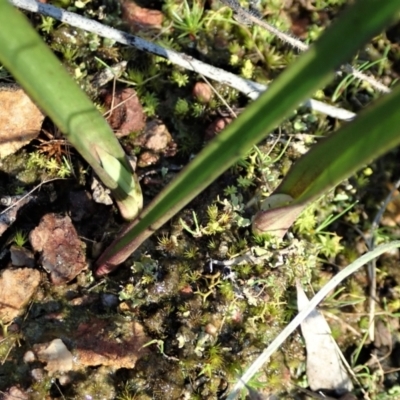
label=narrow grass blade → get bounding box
[0,0,142,219]
[96,0,400,273]
[278,85,400,203]
[253,83,400,237]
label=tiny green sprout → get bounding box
[27,152,47,169]
[57,157,73,178]
[200,344,225,377]
[206,204,219,221]
[184,245,199,259]
[38,16,55,34]
[174,98,190,116]
[13,230,28,248]
[317,233,343,259]
[223,185,237,196]
[240,59,254,79]
[125,68,145,86]
[171,70,189,87]
[204,220,224,235]
[191,102,205,117]
[167,0,206,39]
[45,158,60,171]
[157,234,179,254]
[14,186,25,195]
[208,238,218,250]
[141,92,160,117]
[236,175,254,188]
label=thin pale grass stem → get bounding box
[226,241,400,399]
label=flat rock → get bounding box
[29,214,87,285]
[0,85,44,158]
[103,88,145,137]
[0,268,40,323]
[72,317,149,369]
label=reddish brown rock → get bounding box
[72,317,149,369]
[121,0,163,33]
[104,88,145,137]
[205,116,233,141]
[0,268,40,323]
[29,214,87,285]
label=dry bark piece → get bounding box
[0,84,44,158]
[29,214,88,285]
[72,317,149,369]
[103,88,145,137]
[0,268,41,323]
[121,0,163,33]
[34,338,74,374]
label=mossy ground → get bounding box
[1,0,400,399]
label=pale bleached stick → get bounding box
[10,0,355,121]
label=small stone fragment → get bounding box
[0,268,40,323]
[205,117,233,141]
[103,88,145,137]
[0,386,29,400]
[0,85,44,158]
[10,245,35,267]
[137,150,159,167]
[134,119,177,167]
[192,82,213,104]
[23,350,36,363]
[34,338,74,373]
[134,119,173,152]
[29,214,87,285]
[91,176,113,206]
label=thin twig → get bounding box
[10,0,355,121]
[0,177,65,216]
